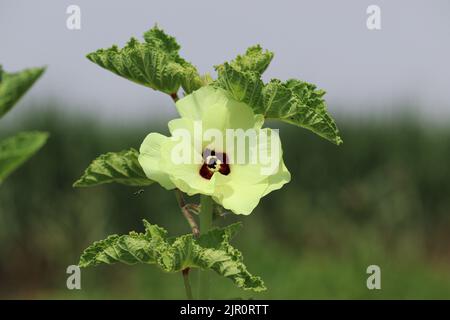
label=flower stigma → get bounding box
[199,149,230,180]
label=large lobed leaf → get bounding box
[73,148,153,187]
[0,131,48,184]
[214,50,342,145]
[79,220,266,292]
[86,25,202,95]
[0,66,45,118]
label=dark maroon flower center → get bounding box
[199,149,230,180]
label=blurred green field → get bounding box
[1,107,449,299]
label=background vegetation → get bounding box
[0,106,449,299]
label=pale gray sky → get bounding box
[1,0,449,123]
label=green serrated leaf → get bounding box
[0,66,45,118]
[261,79,295,117]
[180,66,204,95]
[281,79,342,145]
[261,79,342,145]
[79,220,266,292]
[230,45,274,75]
[215,63,264,109]
[86,25,202,95]
[73,148,153,187]
[0,131,48,184]
[214,61,342,145]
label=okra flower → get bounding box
[139,86,290,215]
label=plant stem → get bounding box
[182,268,193,300]
[199,195,213,299]
[200,195,213,234]
[170,92,179,102]
[175,189,200,237]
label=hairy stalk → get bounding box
[170,92,179,102]
[182,268,194,300]
[175,189,200,237]
[199,195,213,299]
